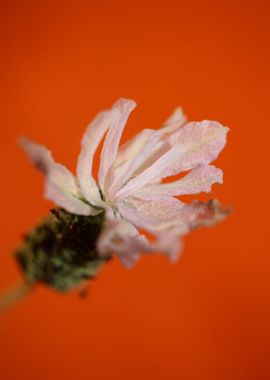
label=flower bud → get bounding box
[15,209,110,292]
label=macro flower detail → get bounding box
[20,98,229,268]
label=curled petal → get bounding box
[98,207,184,265]
[179,199,231,229]
[121,196,230,233]
[117,197,230,261]
[98,98,136,190]
[134,165,223,199]
[97,209,153,267]
[77,107,121,206]
[155,233,183,263]
[117,197,188,261]
[20,138,96,215]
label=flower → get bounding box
[20,98,229,267]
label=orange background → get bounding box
[0,1,270,379]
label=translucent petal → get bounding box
[20,138,96,215]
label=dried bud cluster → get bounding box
[15,209,108,291]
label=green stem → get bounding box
[0,282,33,313]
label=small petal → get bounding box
[77,106,121,206]
[20,138,95,215]
[155,233,183,263]
[162,107,187,132]
[134,165,223,199]
[179,199,231,229]
[98,98,136,190]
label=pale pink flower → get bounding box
[20,98,229,267]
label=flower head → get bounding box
[20,98,229,267]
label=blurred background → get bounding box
[0,1,269,379]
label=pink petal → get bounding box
[107,107,186,197]
[117,198,187,261]
[124,196,230,233]
[117,196,230,262]
[114,142,188,199]
[112,106,185,173]
[134,165,223,199]
[97,209,153,267]
[114,120,228,199]
[155,233,183,263]
[98,207,184,266]
[178,199,231,229]
[117,197,188,233]
[107,129,162,199]
[118,107,187,181]
[108,129,155,175]
[162,107,187,132]
[20,138,96,215]
[165,120,229,175]
[98,98,136,190]
[77,106,121,206]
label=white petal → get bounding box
[134,165,223,199]
[114,121,228,199]
[117,198,187,261]
[112,106,185,174]
[106,107,186,197]
[117,197,188,235]
[107,129,162,199]
[77,106,121,206]
[178,199,231,229]
[98,207,184,266]
[165,120,229,175]
[162,107,187,132]
[117,107,186,181]
[114,142,188,199]
[97,209,153,267]
[20,138,96,215]
[98,98,136,190]
[154,233,183,263]
[109,129,155,176]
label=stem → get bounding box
[0,282,33,313]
